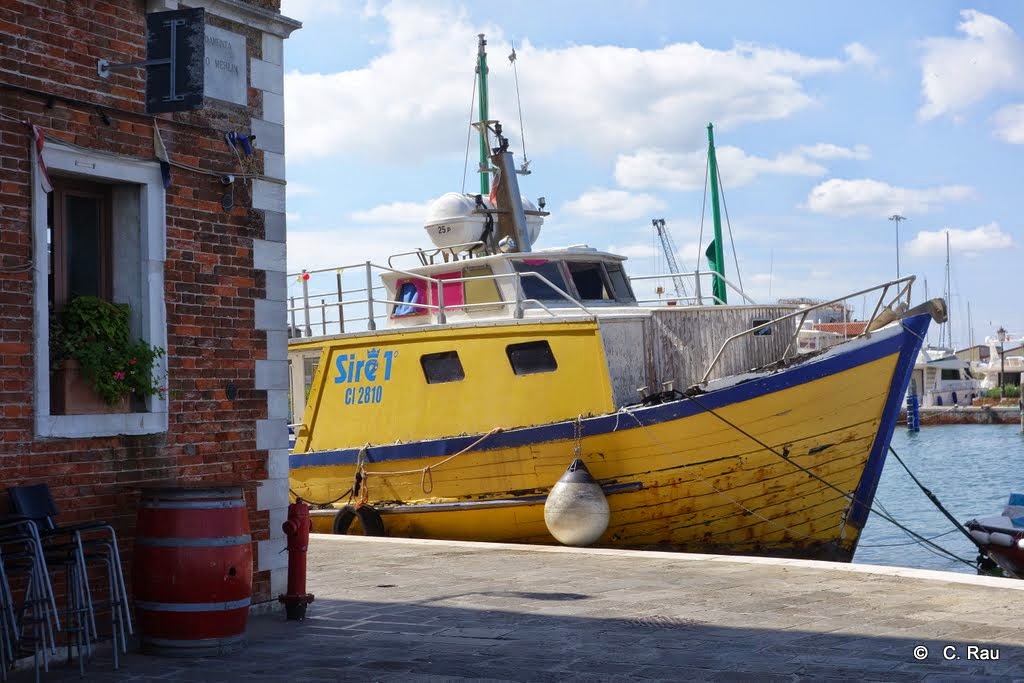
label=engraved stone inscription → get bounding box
[203,25,246,105]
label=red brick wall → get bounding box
[0,0,282,602]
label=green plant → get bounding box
[985,385,1021,399]
[51,296,165,406]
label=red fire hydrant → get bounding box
[278,500,315,620]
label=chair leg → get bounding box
[101,526,132,638]
[72,533,98,644]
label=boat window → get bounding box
[506,340,558,375]
[567,262,612,301]
[392,280,427,317]
[941,369,961,381]
[462,265,503,307]
[511,260,569,301]
[604,263,635,301]
[420,351,465,384]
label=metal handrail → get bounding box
[386,241,487,268]
[699,275,916,385]
[286,262,594,338]
[629,270,757,306]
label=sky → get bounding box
[277,0,1023,350]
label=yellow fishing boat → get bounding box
[287,36,942,561]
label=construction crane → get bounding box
[652,218,688,298]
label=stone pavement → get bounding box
[22,535,1024,681]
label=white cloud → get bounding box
[798,143,871,161]
[805,179,975,217]
[843,42,880,70]
[562,189,667,221]
[993,104,1024,143]
[288,224,420,273]
[615,142,869,191]
[906,223,1014,257]
[919,10,1024,121]
[286,182,317,197]
[279,0,348,21]
[285,2,870,164]
[349,200,433,224]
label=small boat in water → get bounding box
[286,36,943,562]
[966,495,1024,579]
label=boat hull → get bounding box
[291,313,929,561]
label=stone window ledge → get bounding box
[36,412,169,439]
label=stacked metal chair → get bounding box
[0,517,60,681]
[6,484,132,676]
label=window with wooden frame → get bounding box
[48,179,113,311]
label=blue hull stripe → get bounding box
[292,313,932,472]
[846,315,928,530]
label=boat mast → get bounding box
[943,231,951,348]
[707,123,727,305]
[477,34,490,196]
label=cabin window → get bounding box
[392,280,427,317]
[462,265,503,307]
[420,351,465,384]
[604,263,635,301]
[506,340,558,375]
[567,262,612,301]
[940,369,961,381]
[511,260,569,301]
[751,318,773,336]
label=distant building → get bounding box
[778,297,853,325]
[0,0,300,603]
[955,345,991,363]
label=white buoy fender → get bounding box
[543,458,610,547]
[970,529,991,545]
[989,532,1015,547]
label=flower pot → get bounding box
[52,359,130,415]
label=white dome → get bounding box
[520,196,543,248]
[423,192,491,250]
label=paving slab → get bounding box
[18,534,1024,681]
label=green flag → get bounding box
[705,240,726,304]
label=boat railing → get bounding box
[287,261,592,338]
[700,275,917,385]
[386,240,488,269]
[629,270,757,306]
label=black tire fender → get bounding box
[332,504,386,536]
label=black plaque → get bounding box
[145,8,205,114]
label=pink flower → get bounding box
[113,371,126,380]
[129,358,137,365]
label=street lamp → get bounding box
[998,326,1007,400]
[889,214,906,279]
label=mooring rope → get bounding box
[619,408,817,542]
[887,445,990,555]
[682,393,977,568]
[359,427,504,495]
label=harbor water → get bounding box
[855,423,1024,573]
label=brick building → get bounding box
[0,0,299,603]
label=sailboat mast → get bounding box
[477,34,490,196]
[707,123,727,305]
[944,231,952,348]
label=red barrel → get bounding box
[133,486,253,656]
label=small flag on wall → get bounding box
[24,122,52,193]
